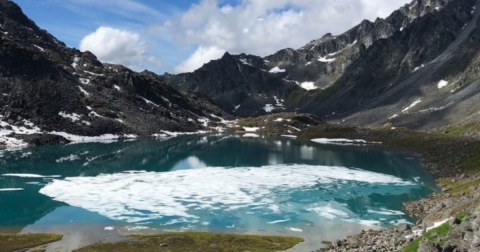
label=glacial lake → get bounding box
[0,135,437,251]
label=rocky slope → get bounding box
[0,0,231,147]
[166,0,480,131]
[165,52,302,117]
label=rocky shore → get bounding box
[298,125,480,252]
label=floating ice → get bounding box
[0,188,24,192]
[3,174,61,178]
[39,164,417,224]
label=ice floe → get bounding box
[0,188,24,192]
[311,138,379,146]
[39,164,416,223]
[243,133,260,138]
[3,174,61,178]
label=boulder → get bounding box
[346,235,362,248]
[418,239,440,252]
[397,223,412,232]
[449,217,461,226]
[441,244,456,252]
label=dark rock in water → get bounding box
[418,239,440,252]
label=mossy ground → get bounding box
[0,233,62,252]
[438,178,480,196]
[298,125,480,175]
[397,222,450,252]
[398,213,469,252]
[74,232,304,252]
[438,123,480,137]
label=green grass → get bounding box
[439,178,480,196]
[398,222,450,252]
[0,233,62,252]
[440,123,480,137]
[398,213,470,252]
[74,232,304,252]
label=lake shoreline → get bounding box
[297,124,480,251]
[1,123,478,252]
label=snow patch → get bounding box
[243,127,260,132]
[72,56,80,69]
[263,104,275,113]
[269,67,286,73]
[84,71,104,77]
[298,82,318,90]
[413,64,425,72]
[59,112,81,122]
[49,132,137,144]
[78,86,90,96]
[139,96,160,108]
[239,58,253,66]
[79,78,91,85]
[33,45,45,52]
[437,80,449,89]
[318,56,336,63]
[401,99,422,113]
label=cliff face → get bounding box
[167,0,480,130]
[0,0,227,142]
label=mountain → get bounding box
[165,52,302,117]
[166,0,480,130]
[0,0,228,145]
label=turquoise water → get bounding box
[0,135,436,251]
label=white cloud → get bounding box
[175,46,226,73]
[160,0,409,73]
[80,26,161,71]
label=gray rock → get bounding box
[465,232,475,242]
[346,236,362,248]
[397,223,412,232]
[473,233,480,248]
[418,239,440,252]
[441,244,456,252]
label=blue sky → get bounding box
[15,0,198,72]
[13,0,409,74]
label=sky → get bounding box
[15,0,410,74]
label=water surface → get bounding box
[0,135,437,251]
